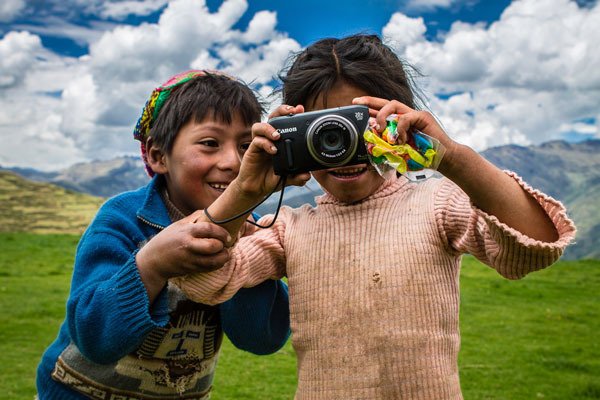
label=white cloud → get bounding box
[383,0,600,150]
[242,10,277,44]
[2,0,599,172]
[89,0,249,82]
[217,36,301,84]
[13,16,113,47]
[0,0,302,171]
[99,0,170,20]
[0,31,44,87]
[560,121,598,135]
[0,0,25,22]
[405,0,461,11]
[0,91,87,170]
[382,13,426,54]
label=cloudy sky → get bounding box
[1,0,598,171]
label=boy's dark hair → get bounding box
[278,34,422,110]
[150,73,264,154]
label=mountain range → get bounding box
[1,139,598,259]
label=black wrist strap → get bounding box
[203,175,287,229]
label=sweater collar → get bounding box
[136,175,172,229]
[316,174,410,206]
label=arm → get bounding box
[67,210,171,364]
[434,175,576,279]
[219,211,290,354]
[220,279,290,355]
[172,213,289,304]
[67,201,231,364]
[354,96,563,242]
[196,108,310,245]
[438,143,560,242]
[135,210,231,303]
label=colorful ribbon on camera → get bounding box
[363,115,438,174]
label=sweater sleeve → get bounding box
[173,211,288,305]
[66,205,171,364]
[434,172,577,279]
[219,279,290,355]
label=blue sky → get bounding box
[0,0,598,171]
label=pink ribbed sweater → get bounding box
[175,173,576,400]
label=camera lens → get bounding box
[320,127,344,152]
[306,114,358,167]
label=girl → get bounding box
[175,36,576,399]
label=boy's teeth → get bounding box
[210,183,229,190]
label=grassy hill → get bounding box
[0,233,598,399]
[0,171,103,234]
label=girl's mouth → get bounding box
[328,165,368,179]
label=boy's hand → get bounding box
[136,210,231,301]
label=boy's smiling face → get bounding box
[158,113,252,215]
[308,82,386,204]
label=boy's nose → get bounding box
[218,147,241,172]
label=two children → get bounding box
[36,71,292,399]
[175,35,577,399]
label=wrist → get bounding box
[136,247,169,283]
[229,177,268,203]
[438,141,468,178]
[204,179,263,227]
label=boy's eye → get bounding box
[199,139,219,148]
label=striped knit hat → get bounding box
[133,69,231,176]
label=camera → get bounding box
[269,105,371,175]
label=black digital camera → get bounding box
[269,105,371,175]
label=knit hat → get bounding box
[133,69,231,176]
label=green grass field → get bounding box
[1,232,598,400]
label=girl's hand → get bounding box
[233,121,283,198]
[352,96,458,167]
[196,104,309,247]
[269,104,305,119]
[234,109,311,199]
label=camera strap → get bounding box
[203,175,287,229]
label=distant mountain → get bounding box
[481,140,600,203]
[2,156,150,198]
[1,140,598,259]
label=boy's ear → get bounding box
[146,137,168,175]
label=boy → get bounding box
[36,70,291,399]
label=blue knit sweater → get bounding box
[36,176,290,399]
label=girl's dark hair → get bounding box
[150,73,264,153]
[278,34,422,110]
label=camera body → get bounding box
[269,105,371,175]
